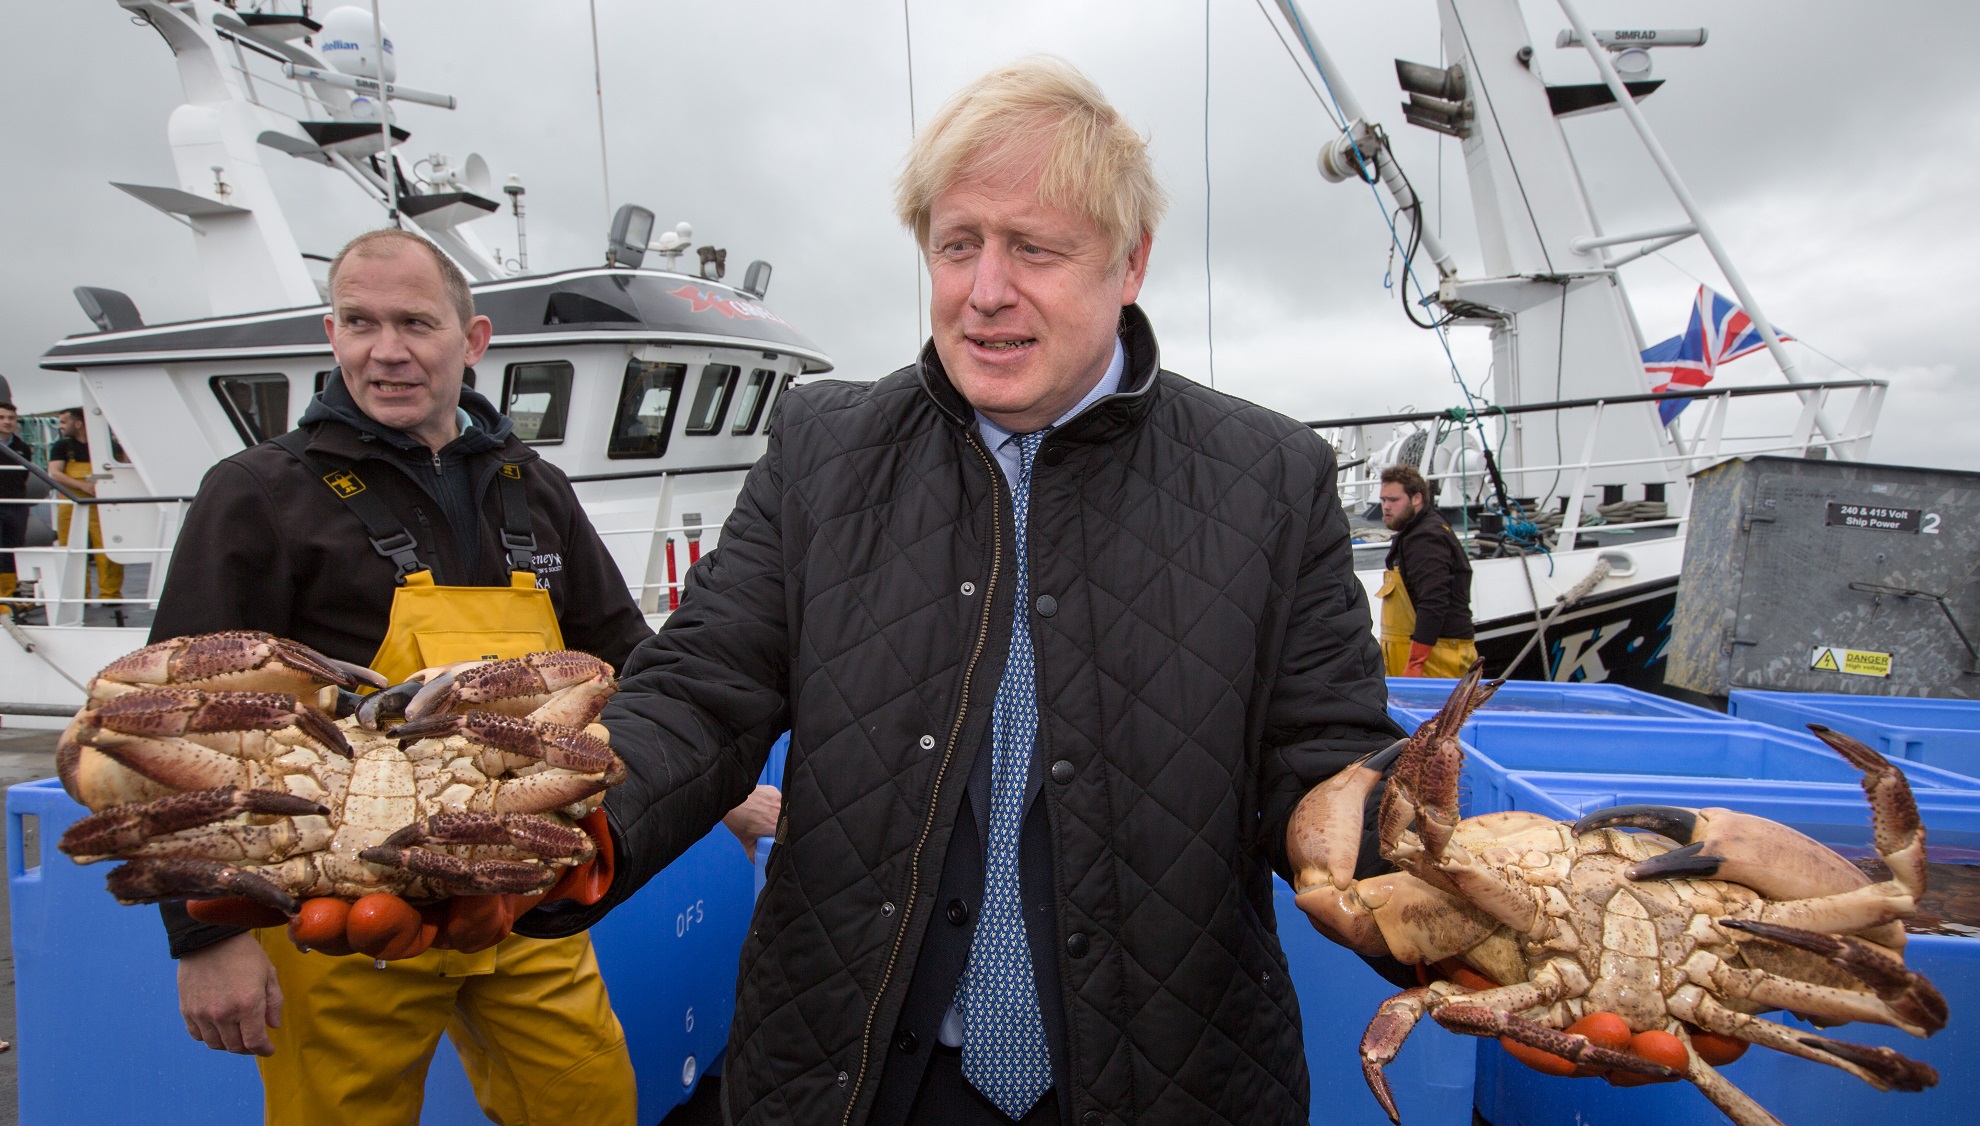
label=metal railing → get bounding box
[1315,379,1887,546]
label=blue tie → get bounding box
[960,430,1053,1119]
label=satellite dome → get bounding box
[318,7,397,83]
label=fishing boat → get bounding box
[4,0,829,723]
[1272,0,1886,692]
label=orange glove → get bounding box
[1403,641,1433,677]
[431,807,617,952]
[188,808,617,960]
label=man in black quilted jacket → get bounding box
[518,56,1403,1125]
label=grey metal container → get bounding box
[1667,455,1980,698]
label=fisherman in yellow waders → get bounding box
[48,405,124,603]
[1376,464,1478,677]
[145,229,778,1125]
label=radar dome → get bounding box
[319,7,397,83]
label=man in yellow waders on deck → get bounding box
[1376,464,1478,677]
[142,228,778,1124]
[48,405,124,603]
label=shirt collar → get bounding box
[974,335,1126,455]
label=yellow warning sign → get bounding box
[1809,646,1892,678]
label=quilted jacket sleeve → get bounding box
[1256,434,1405,884]
[517,429,795,939]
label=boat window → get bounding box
[730,369,778,435]
[762,373,799,437]
[683,364,740,435]
[608,360,686,459]
[502,361,574,443]
[314,370,336,394]
[211,374,291,446]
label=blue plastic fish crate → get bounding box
[1272,877,1474,1126]
[1729,690,1980,781]
[1387,677,1728,721]
[7,777,756,1125]
[1463,769,1980,1126]
[1422,717,1980,821]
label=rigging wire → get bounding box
[1203,0,1216,388]
[904,0,924,347]
[588,0,612,231]
[1258,1,1547,547]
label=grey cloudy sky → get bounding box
[10,0,1978,471]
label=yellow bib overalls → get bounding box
[253,449,636,1126]
[1377,565,1480,678]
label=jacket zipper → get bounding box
[841,433,1005,1123]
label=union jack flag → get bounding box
[1640,285,1791,424]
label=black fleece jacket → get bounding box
[1384,505,1475,645]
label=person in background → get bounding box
[0,402,33,609]
[1376,463,1477,677]
[48,405,123,604]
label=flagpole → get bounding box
[1556,0,1842,453]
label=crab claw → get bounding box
[104,857,299,915]
[91,631,385,700]
[59,787,326,861]
[1575,804,1871,903]
[356,679,429,731]
[403,651,616,726]
[354,845,560,896]
[379,812,594,863]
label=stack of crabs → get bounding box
[1286,665,1950,1126]
[54,632,627,959]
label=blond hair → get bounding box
[327,228,475,327]
[895,56,1167,268]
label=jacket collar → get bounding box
[299,369,533,465]
[916,303,1163,443]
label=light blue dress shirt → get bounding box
[974,337,1126,482]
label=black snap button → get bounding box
[894,1030,919,1055]
[1042,446,1068,467]
[1066,932,1090,958]
[1035,593,1057,617]
[1051,759,1074,785]
[946,898,969,926]
[1082,1112,1102,1126]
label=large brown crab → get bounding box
[54,633,627,915]
[1286,666,1948,1126]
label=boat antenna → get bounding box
[372,0,396,224]
[903,0,923,348]
[589,0,613,232]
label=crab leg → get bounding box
[379,812,594,863]
[1681,1049,1786,1126]
[104,856,300,915]
[1430,1002,1681,1079]
[355,845,559,895]
[1359,988,1430,1124]
[1717,919,1947,1036]
[58,787,326,861]
[393,712,621,775]
[1669,989,1939,1093]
